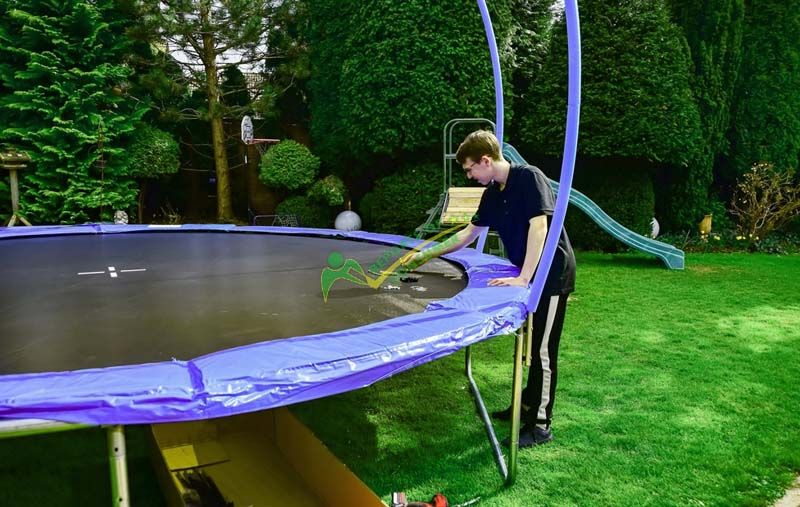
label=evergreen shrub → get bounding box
[519,0,702,166]
[259,140,320,191]
[126,125,180,179]
[566,168,655,252]
[726,0,800,177]
[276,195,331,228]
[308,0,513,169]
[359,163,441,235]
[308,175,346,206]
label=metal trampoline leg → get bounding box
[507,321,527,485]
[107,425,130,507]
[466,345,508,480]
[465,317,529,486]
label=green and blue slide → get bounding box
[503,143,685,270]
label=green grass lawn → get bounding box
[292,252,800,507]
[0,425,164,507]
[0,252,797,506]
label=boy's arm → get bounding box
[402,224,486,269]
[487,215,547,287]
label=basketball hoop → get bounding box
[241,116,280,162]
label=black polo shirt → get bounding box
[471,164,576,295]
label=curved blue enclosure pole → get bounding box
[471,0,581,486]
[477,0,581,313]
[524,1,581,313]
[477,0,504,144]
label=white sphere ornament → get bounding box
[335,210,362,231]
[650,217,660,239]
[114,210,129,225]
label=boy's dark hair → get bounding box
[455,130,502,165]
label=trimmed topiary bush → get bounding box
[259,140,320,192]
[127,125,181,179]
[126,124,180,222]
[276,195,332,228]
[358,163,441,235]
[307,175,346,206]
[566,167,656,252]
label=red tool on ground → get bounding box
[392,492,449,507]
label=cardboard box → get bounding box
[151,408,385,507]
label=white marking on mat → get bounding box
[77,266,145,278]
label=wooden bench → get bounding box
[440,187,485,225]
[440,187,505,256]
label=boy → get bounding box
[402,130,575,447]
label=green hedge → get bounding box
[359,163,442,235]
[566,167,655,252]
[259,140,320,191]
[275,195,332,228]
[518,0,702,166]
[308,0,513,170]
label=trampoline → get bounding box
[0,224,530,424]
[0,0,581,495]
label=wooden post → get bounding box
[1,149,32,226]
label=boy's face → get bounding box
[462,156,493,185]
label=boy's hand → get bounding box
[401,251,429,271]
[488,276,529,287]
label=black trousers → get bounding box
[521,293,569,428]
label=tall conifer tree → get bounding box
[518,0,701,165]
[0,0,147,223]
[139,0,271,222]
[665,0,744,230]
[727,0,800,177]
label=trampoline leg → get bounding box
[507,315,532,485]
[466,345,507,481]
[465,319,528,486]
[107,425,130,507]
[465,313,533,486]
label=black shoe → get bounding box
[491,406,513,421]
[491,405,529,421]
[502,425,554,449]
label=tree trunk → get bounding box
[138,178,147,224]
[201,5,234,222]
[245,143,280,216]
[209,110,233,222]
